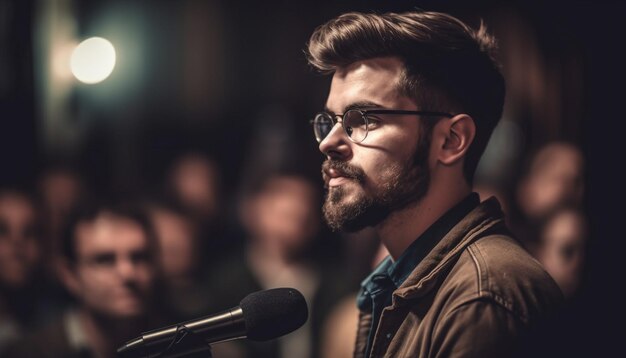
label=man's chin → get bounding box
[327,181,362,202]
[333,218,373,233]
[323,209,383,233]
[109,307,145,320]
[323,195,387,233]
[107,299,146,319]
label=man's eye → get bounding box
[92,254,116,266]
[130,251,151,264]
[365,116,382,128]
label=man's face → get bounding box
[151,208,196,279]
[0,193,41,288]
[538,210,586,297]
[251,176,319,260]
[520,145,584,219]
[319,57,431,232]
[70,213,154,318]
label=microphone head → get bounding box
[240,287,308,341]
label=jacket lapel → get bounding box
[393,197,505,304]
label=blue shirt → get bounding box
[356,193,480,357]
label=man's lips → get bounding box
[328,176,351,187]
[323,167,352,187]
[322,160,365,188]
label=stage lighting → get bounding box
[70,37,116,84]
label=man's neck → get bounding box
[377,178,471,260]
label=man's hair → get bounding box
[61,201,156,265]
[307,11,505,183]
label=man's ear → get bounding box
[437,114,475,165]
[57,258,82,297]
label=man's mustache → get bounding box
[321,160,366,184]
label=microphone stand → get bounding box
[119,325,213,357]
[156,325,213,358]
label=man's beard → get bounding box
[322,149,430,232]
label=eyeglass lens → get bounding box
[313,110,367,143]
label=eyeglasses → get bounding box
[311,109,453,143]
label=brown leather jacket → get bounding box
[354,198,563,357]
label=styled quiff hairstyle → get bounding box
[307,11,505,183]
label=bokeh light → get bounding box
[70,37,116,84]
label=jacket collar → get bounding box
[392,197,506,304]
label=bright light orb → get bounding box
[70,37,116,84]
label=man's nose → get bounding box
[116,258,138,281]
[319,123,351,160]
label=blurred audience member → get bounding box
[165,152,232,262]
[516,142,584,221]
[167,152,221,225]
[320,244,388,358]
[535,207,588,299]
[320,294,358,358]
[37,165,88,309]
[38,165,85,247]
[207,171,349,358]
[0,188,48,351]
[147,199,213,321]
[511,141,585,246]
[2,203,160,358]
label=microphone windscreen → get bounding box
[240,287,309,341]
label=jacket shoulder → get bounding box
[445,234,563,324]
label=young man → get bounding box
[3,203,160,358]
[307,11,562,357]
[0,188,45,351]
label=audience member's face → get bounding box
[151,208,196,280]
[250,177,319,259]
[538,210,586,297]
[519,144,584,219]
[319,57,430,232]
[68,213,154,318]
[40,170,82,215]
[169,154,219,219]
[0,192,41,289]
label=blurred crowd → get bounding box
[0,140,588,358]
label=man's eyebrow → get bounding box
[323,101,384,114]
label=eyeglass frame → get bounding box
[311,109,454,143]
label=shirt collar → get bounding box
[387,192,480,286]
[64,308,91,352]
[361,192,480,291]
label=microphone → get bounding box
[117,287,308,357]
